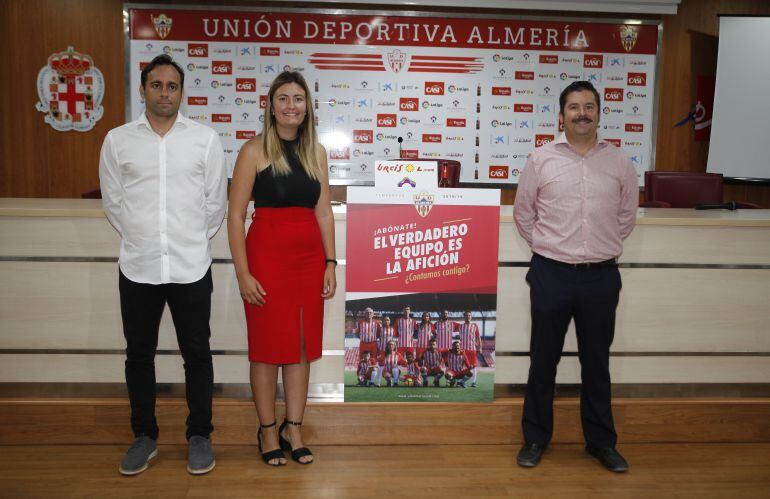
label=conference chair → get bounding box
[641,171,761,208]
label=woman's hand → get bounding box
[237,271,266,306]
[322,264,337,299]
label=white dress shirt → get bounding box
[99,112,227,284]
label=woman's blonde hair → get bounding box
[261,71,322,179]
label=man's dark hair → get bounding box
[141,54,185,88]
[559,81,601,114]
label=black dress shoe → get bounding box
[516,443,547,467]
[586,446,629,472]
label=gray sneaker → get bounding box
[187,435,216,475]
[119,436,158,476]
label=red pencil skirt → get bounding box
[244,207,325,364]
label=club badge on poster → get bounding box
[345,162,499,402]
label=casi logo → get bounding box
[212,61,232,75]
[188,44,208,57]
[625,123,644,132]
[515,71,535,80]
[188,96,208,105]
[236,78,256,92]
[539,54,558,64]
[400,150,419,159]
[514,104,533,113]
[399,98,419,111]
[422,134,442,143]
[212,114,231,123]
[606,138,621,147]
[446,118,466,127]
[259,95,267,109]
[260,47,280,56]
[424,82,444,95]
[627,72,647,86]
[604,88,624,102]
[489,165,508,179]
[492,87,512,96]
[236,130,256,140]
[535,134,554,147]
[377,114,397,127]
[583,54,603,68]
[353,130,373,143]
[329,148,350,160]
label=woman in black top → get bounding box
[228,71,336,466]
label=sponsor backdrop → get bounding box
[344,165,499,401]
[128,8,658,184]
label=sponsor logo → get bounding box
[260,47,280,56]
[377,114,397,127]
[604,88,624,102]
[584,54,603,68]
[537,121,556,128]
[583,72,602,83]
[188,96,208,105]
[211,113,231,123]
[624,140,643,146]
[489,165,509,179]
[606,75,625,82]
[492,104,512,111]
[539,104,553,113]
[540,54,558,64]
[188,43,208,57]
[535,134,554,147]
[329,147,350,160]
[561,56,581,64]
[625,123,644,132]
[446,118,466,127]
[492,86,512,96]
[355,117,374,123]
[444,135,463,142]
[237,65,256,71]
[259,95,267,109]
[516,89,534,95]
[235,78,256,92]
[376,101,396,107]
[400,150,419,159]
[518,119,531,129]
[537,73,557,79]
[515,71,535,80]
[627,72,647,86]
[491,153,509,159]
[424,82,444,95]
[330,83,350,89]
[236,130,256,140]
[628,58,648,66]
[609,57,624,67]
[211,61,232,74]
[491,135,509,145]
[422,133,441,143]
[447,85,468,93]
[353,130,373,143]
[399,98,419,111]
[514,103,533,113]
[602,124,621,131]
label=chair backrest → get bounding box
[644,171,723,208]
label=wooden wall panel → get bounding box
[2,0,769,203]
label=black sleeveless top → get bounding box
[252,138,321,208]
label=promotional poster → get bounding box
[344,162,500,402]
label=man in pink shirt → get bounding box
[513,81,637,473]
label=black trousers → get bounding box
[522,254,621,448]
[119,268,214,441]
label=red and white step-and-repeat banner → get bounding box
[128,8,658,184]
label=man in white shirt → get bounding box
[99,54,227,476]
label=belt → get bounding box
[533,253,617,270]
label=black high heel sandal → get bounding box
[279,419,314,464]
[258,421,286,466]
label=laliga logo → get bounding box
[492,54,501,62]
[491,120,500,128]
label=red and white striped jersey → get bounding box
[405,360,421,377]
[377,326,396,352]
[459,322,481,351]
[416,322,434,348]
[422,349,443,369]
[446,351,469,372]
[435,320,457,350]
[380,351,403,371]
[357,359,375,377]
[357,319,379,343]
[396,317,416,348]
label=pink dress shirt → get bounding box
[514,134,638,264]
